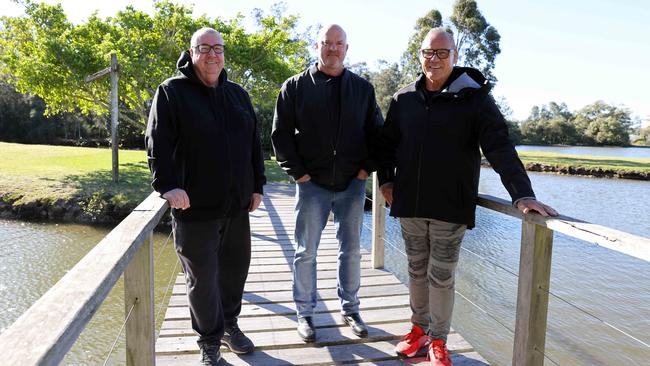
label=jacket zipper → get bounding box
[414,104,428,216]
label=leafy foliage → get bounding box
[0,0,310,151]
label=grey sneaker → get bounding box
[199,343,222,365]
[222,324,255,354]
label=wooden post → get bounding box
[110,53,119,183]
[124,232,155,366]
[371,172,385,269]
[512,220,554,366]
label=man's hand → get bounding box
[379,182,394,207]
[296,174,311,183]
[356,169,369,180]
[162,188,190,210]
[516,198,558,217]
[249,193,263,212]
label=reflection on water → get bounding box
[361,168,650,366]
[0,220,177,365]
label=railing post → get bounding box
[371,172,385,269]
[512,220,554,366]
[124,232,155,366]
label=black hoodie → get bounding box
[146,50,266,221]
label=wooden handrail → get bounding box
[0,192,168,366]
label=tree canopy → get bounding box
[400,0,500,83]
[0,0,310,137]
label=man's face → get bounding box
[419,32,457,87]
[190,31,224,87]
[316,27,348,73]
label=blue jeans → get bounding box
[293,178,366,318]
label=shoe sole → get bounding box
[395,341,431,358]
[298,332,316,343]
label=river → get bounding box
[1,163,649,365]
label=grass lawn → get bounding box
[516,151,650,172]
[1,142,647,221]
[0,142,287,210]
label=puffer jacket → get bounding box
[377,67,534,228]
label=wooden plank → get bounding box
[512,222,553,366]
[156,326,470,354]
[159,306,414,336]
[0,192,167,366]
[372,172,386,268]
[163,294,411,319]
[168,283,408,306]
[156,337,474,365]
[123,233,155,366]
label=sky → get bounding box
[1,0,649,123]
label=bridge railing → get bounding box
[370,172,650,366]
[0,192,168,366]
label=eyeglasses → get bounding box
[420,48,453,59]
[194,44,225,54]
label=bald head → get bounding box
[315,24,348,76]
[318,24,347,43]
[421,28,455,50]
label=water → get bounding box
[0,220,177,365]
[516,145,650,159]
[361,168,650,365]
[2,169,649,365]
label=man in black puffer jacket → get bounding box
[146,27,265,365]
[377,28,557,366]
[271,24,383,343]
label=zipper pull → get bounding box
[333,149,337,156]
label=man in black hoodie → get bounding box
[377,28,557,366]
[271,24,383,342]
[146,27,266,365]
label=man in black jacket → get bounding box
[271,24,383,342]
[377,28,557,366]
[146,27,266,365]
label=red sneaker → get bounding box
[427,338,452,366]
[394,324,431,357]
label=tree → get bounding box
[574,101,632,146]
[400,0,500,82]
[520,102,578,145]
[0,0,310,151]
[369,61,402,117]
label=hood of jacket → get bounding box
[415,66,491,97]
[176,50,228,87]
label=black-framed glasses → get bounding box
[194,44,225,54]
[421,48,453,59]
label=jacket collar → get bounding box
[309,63,348,84]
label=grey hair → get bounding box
[421,27,455,49]
[190,27,220,47]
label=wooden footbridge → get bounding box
[154,183,487,365]
[1,177,648,365]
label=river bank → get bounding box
[1,142,648,223]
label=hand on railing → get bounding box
[162,188,190,210]
[379,182,393,206]
[516,198,558,217]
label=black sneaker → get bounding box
[342,313,368,337]
[297,316,316,342]
[199,343,222,365]
[222,324,255,354]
